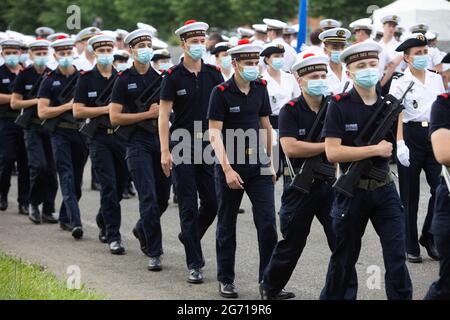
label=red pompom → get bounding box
[36,37,45,40]
[303,53,315,59]
[56,35,68,40]
[238,39,250,46]
[184,20,198,25]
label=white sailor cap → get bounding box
[252,24,267,34]
[137,23,157,36]
[283,26,297,35]
[349,18,373,31]
[35,27,55,37]
[151,49,171,62]
[292,52,329,76]
[124,29,153,47]
[425,31,438,41]
[237,27,255,38]
[175,20,209,40]
[319,28,351,43]
[340,41,382,65]
[0,38,23,49]
[222,35,230,42]
[152,37,169,50]
[115,29,129,39]
[211,42,232,55]
[75,27,100,42]
[409,23,429,34]
[28,39,51,50]
[319,19,342,30]
[50,38,75,51]
[380,14,401,25]
[87,34,115,50]
[227,39,262,60]
[263,18,287,30]
[47,33,70,42]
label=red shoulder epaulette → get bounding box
[256,79,267,86]
[334,92,350,102]
[167,65,178,75]
[218,83,229,92]
[287,99,297,107]
[439,93,449,100]
[117,71,123,76]
[47,70,53,76]
[80,70,91,76]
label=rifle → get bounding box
[79,73,118,138]
[333,81,415,198]
[442,166,450,197]
[14,72,46,129]
[41,72,79,133]
[289,81,351,194]
[288,95,335,194]
[114,73,163,141]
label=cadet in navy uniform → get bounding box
[208,40,277,298]
[426,53,450,299]
[159,20,224,283]
[0,38,30,215]
[390,34,445,263]
[110,29,171,270]
[74,34,128,254]
[37,38,88,240]
[260,52,357,300]
[11,39,58,224]
[320,42,412,300]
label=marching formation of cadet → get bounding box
[0,12,449,300]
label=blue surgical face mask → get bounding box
[158,62,172,71]
[352,68,379,89]
[330,51,341,64]
[187,44,206,61]
[115,63,129,72]
[34,55,49,67]
[239,65,259,82]
[220,56,232,70]
[5,54,20,67]
[57,56,73,68]
[271,57,284,71]
[136,47,154,64]
[97,54,114,66]
[305,79,329,96]
[411,55,429,70]
[19,53,29,64]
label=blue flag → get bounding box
[296,0,308,53]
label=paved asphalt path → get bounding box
[0,162,439,300]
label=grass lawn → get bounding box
[0,251,102,300]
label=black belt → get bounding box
[57,122,80,130]
[404,121,429,128]
[0,112,20,119]
[96,127,115,135]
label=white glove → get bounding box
[397,140,410,167]
[271,128,278,147]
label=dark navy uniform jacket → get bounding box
[322,87,393,174]
[430,93,450,235]
[13,65,51,98]
[160,60,224,134]
[38,67,80,107]
[279,95,329,169]
[0,64,18,113]
[207,76,272,166]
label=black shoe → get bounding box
[98,229,107,243]
[42,212,58,224]
[419,235,439,261]
[259,284,296,300]
[59,221,72,231]
[148,256,162,271]
[238,208,245,214]
[72,226,83,240]
[219,282,238,298]
[28,205,41,224]
[407,253,423,263]
[18,204,29,215]
[178,232,184,245]
[188,269,204,284]
[109,241,125,255]
[0,195,7,211]
[91,182,101,191]
[132,226,148,256]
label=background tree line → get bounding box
[0,0,392,39]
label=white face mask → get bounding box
[115,63,129,72]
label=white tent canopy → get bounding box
[373,0,450,41]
